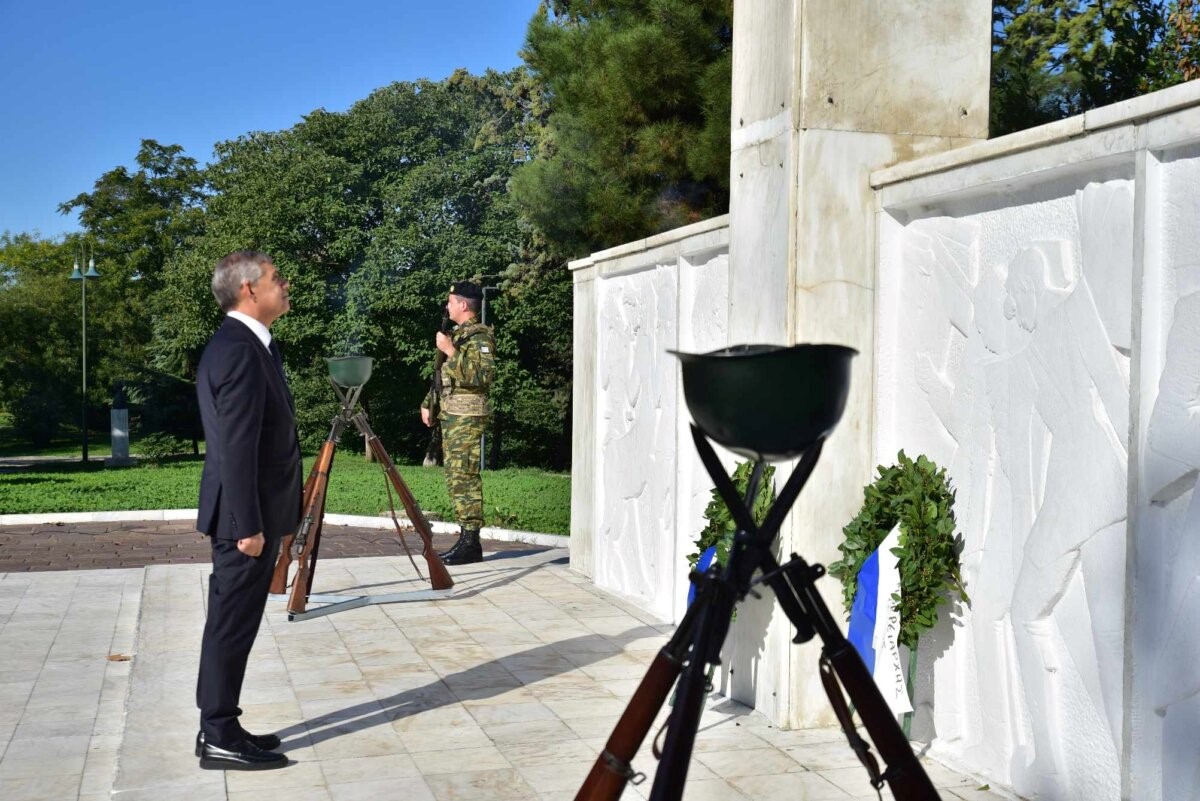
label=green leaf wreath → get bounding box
[828,451,968,649]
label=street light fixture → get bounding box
[69,246,100,462]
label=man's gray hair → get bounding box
[212,251,273,312]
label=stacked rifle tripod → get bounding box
[575,344,940,801]
[269,355,454,622]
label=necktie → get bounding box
[268,339,284,376]
[268,340,294,411]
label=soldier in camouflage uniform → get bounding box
[420,281,495,565]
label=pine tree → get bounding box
[512,0,733,256]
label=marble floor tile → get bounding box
[516,759,595,794]
[111,782,226,801]
[0,772,83,801]
[817,766,895,798]
[229,786,334,801]
[319,752,421,784]
[396,724,494,754]
[388,703,478,733]
[0,734,90,778]
[481,717,577,745]
[463,700,556,727]
[423,767,536,801]
[943,785,1010,800]
[693,746,808,778]
[727,771,853,800]
[495,737,597,768]
[784,740,873,771]
[411,745,512,775]
[310,723,407,760]
[540,695,628,720]
[225,759,326,791]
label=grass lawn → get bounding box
[0,452,571,536]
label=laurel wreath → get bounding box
[828,451,969,649]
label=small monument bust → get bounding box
[105,382,136,468]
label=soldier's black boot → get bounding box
[443,528,482,565]
[438,530,467,560]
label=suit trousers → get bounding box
[196,532,282,746]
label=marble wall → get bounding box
[569,219,731,622]
[571,80,1200,801]
[877,183,1131,800]
[875,83,1200,800]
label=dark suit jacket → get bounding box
[196,317,302,540]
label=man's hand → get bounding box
[421,407,432,427]
[435,331,456,358]
[237,532,266,557]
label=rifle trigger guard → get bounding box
[600,750,644,784]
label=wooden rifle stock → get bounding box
[285,441,337,614]
[574,649,682,801]
[363,430,454,591]
[270,459,322,594]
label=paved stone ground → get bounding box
[0,551,1007,801]
[0,521,539,574]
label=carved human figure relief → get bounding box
[975,233,1127,798]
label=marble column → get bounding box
[724,0,991,728]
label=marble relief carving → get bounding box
[898,181,1132,798]
[595,268,679,618]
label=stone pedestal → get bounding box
[105,408,135,468]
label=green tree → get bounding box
[152,69,570,466]
[990,1,1192,136]
[59,139,207,292]
[1161,0,1200,81]
[512,0,733,255]
[52,140,209,442]
[0,235,80,444]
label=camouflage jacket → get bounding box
[422,321,495,416]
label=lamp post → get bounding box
[69,247,100,462]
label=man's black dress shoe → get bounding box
[198,737,287,771]
[195,729,282,757]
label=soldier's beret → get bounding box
[449,281,483,300]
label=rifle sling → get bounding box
[382,470,425,580]
[819,654,886,794]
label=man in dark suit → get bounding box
[194,251,301,771]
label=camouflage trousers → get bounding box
[440,412,488,530]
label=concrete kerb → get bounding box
[0,509,569,549]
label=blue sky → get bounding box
[0,0,539,240]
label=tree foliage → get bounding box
[991,0,1199,136]
[149,69,571,466]
[0,235,80,444]
[49,140,210,442]
[2,69,572,469]
[512,0,733,255]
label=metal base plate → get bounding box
[269,589,455,622]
